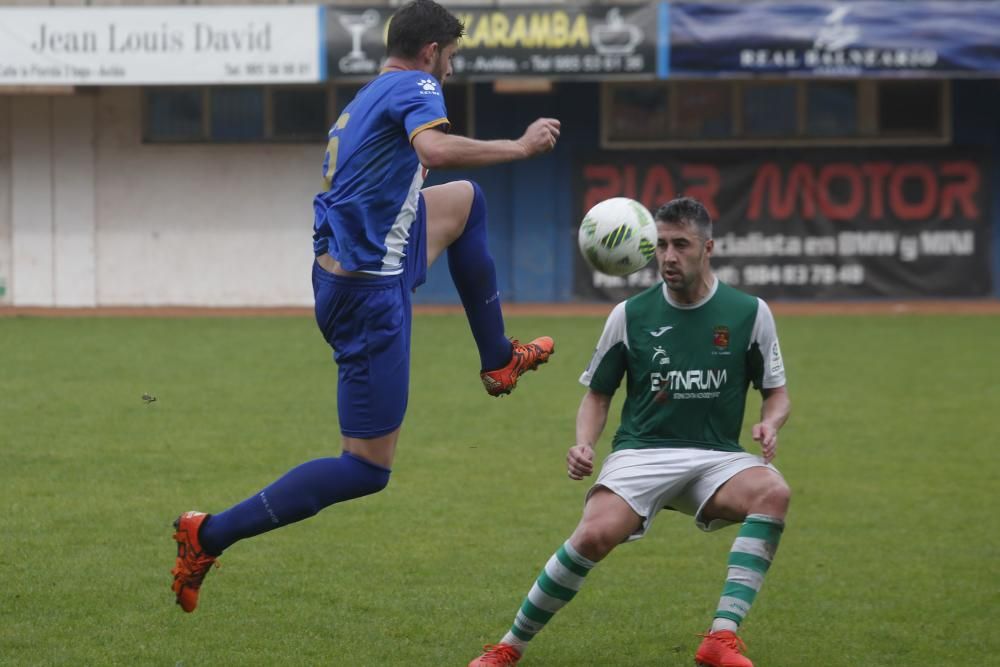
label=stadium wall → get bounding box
[0,83,582,308]
[0,98,9,304]
[0,89,319,307]
[0,79,997,307]
[418,82,595,305]
[951,79,1000,299]
[91,88,317,307]
[418,78,1000,303]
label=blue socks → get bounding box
[199,452,391,556]
[446,181,513,372]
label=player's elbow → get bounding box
[417,145,452,170]
[764,386,791,413]
[413,131,455,170]
[779,392,792,421]
[587,389,613,410]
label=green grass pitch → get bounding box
[2,312,998,665]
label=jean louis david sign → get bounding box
[0,6,322,85]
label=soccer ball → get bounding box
[578,197,657,276]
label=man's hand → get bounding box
[752,422,779,464]
[567,443,594,480]
[517,118,561,157]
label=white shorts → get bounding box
[587,447,783,538]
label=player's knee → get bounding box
[467,179,484,204]
[361,466,391,497]
[464,180,486,229]
[435,180,477,245]
[341,452,392,497]
[756,478,791,516]
[571,523,619,561]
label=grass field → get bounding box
[2,312,998,666]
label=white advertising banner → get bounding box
[0,6,324,85]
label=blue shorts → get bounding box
[313,196,428,438]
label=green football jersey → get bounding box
[580,278,786,453]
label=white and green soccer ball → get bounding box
[578,197,657,277]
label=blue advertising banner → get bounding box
[669,1,1000,77]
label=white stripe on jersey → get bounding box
[750,298,786,389]
[579,300,628,387]
[379,165,426,275]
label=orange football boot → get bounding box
[695,630,753,667]
[480,337,554,396]
[468,644,522,666]
[171,511,218,613]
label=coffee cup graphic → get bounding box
[592,8,642,55]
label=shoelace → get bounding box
[479,644,520,665]
[510,340,543,370]
[174,554,219,587]
[699,632,747,654]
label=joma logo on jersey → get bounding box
[650,369,728,392]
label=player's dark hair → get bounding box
[655,197,713,240]
[387,0,465,59]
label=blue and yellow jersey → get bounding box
[312,70,450,275]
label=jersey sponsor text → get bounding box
[650,368,727,393]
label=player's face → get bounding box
[430,41,459,83]
[655,220,713,293]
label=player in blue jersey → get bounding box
[171,0,560,614]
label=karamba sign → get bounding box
[326,4,659,78]
[453,10,591,49]
[576,151,991,300]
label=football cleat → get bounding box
[695,630,753,667]
[171,511,218,613]
[468,643,522,666]
[480,336,554,397]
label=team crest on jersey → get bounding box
[713,325,730,350]
[417,79,440,95]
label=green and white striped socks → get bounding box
[500,540,595,652]
[494,516,782,652]
[711,513,784,633]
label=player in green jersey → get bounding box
[469,197,791,667]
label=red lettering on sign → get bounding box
[748,160,980,222]
[889,164,936,220]
[622,165,638,201]
[817,163,863,220]
[583,165,621,212]
[640,166,675,212]
[583,164,721,219]
[681,165,720,220]
[860,162,892,219]
[748,163,816,220]
[585,159,981,223]
[939,161,979,219]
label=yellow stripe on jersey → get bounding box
[409,118,450,143]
